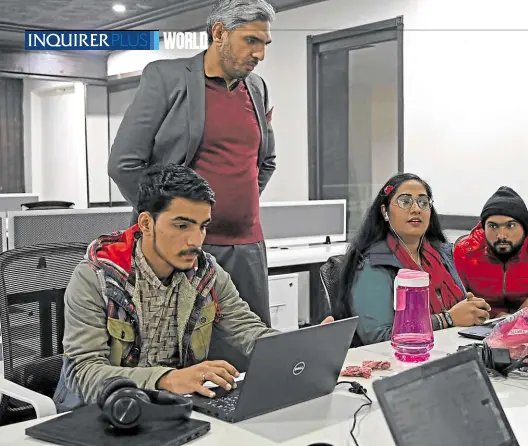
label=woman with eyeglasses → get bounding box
[334,173,491,346]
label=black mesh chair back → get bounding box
[320,254,346,311]
[0,243,87,425]
[320,254,364,347]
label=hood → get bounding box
[464,221,486,247]
[87,225,140,274]
[454,222,487,256]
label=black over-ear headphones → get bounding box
[97,376,193,430]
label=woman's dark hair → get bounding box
[333,173,447,319]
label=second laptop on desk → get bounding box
[188,316,358,423]
[458,316,507,341]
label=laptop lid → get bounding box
[458,325,494,340]
[229,316,358,421]
[458,316,507,340]
[25,403,211,446]
[373,348,518,446]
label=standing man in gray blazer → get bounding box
[108,0,276,334]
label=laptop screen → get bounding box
[380,359,515,446]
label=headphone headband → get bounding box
[98,377,192,430]
[142,388,193,414]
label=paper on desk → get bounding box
[204,372,246,388]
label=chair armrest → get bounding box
[0,377,57,418]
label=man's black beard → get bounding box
[488,238,525,263]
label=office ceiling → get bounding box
[0,0,184,29]
[0,0,327,50]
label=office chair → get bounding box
[319,255,346,312]
[0,242,87,425]
[320,254,363,347]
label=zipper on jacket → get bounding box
[502,263,507,295]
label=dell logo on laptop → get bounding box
[293,362,306,375]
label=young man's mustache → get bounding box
[178,248,202,256]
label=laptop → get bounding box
[458,316,507,340]
[25,403,211,446]
[373,347,519,446]
[189,316,358,423]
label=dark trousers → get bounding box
[204,240,271,371]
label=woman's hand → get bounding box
[448,292,491,326]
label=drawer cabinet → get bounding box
[268,273,298,332]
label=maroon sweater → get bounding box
[191,77,263,245]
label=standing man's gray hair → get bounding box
[206,0,276,45]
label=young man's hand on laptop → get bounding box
[157,360,240,398]
[157,318,333,398]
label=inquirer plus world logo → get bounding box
[24,30,208,51]
[162,31,208,50]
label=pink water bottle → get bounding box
[391,269,434,362]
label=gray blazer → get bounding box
[108,51,276,209]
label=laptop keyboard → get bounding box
[204,387,241,413]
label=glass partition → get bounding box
[16,77,88,207]
[0,72,143,210]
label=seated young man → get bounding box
[54,164,332,411]
[454,186,528,318]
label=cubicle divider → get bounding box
[0,212,6,252]
[7,208,133,249]
[5,200,347,250]
[260,200,347,326]
[2,201,346,331]
[261,200,346,247]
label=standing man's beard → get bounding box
[488,238,525,263]
[220,42,258,80]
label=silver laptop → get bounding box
[373,348,518,446]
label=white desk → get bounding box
[266,243,347,269]
[2,327,527,445]
[346,328,528,445]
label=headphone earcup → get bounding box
[103,388,149,430]
[97,376,138,408]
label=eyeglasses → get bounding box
[394,194,433,211]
